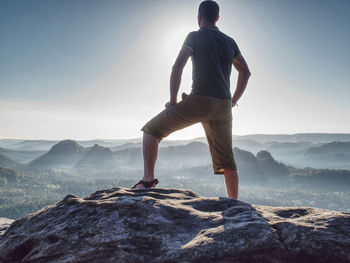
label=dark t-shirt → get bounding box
[182,26,241,99]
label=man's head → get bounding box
[198,0,219,28]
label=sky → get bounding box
[0,0,349,140]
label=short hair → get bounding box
[198,0,219,23]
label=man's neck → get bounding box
[199,22,217,29]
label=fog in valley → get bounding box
[1,133,350,219]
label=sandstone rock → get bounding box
[0,218,13,239]
[0,187,349,263]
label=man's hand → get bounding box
[232,100,238,108]
[165,92,189,108]
[165,101,177,108]
[181,92,189,100]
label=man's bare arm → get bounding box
[166,46,192,107]
[232,54,251,107]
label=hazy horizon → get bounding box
[1,0,349,140]
[2,132,350,142]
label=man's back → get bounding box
[135,0,250,200]
[183,26,241,99]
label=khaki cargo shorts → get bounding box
[140,93,237,174]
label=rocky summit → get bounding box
[0,218,13,239]
[0,187,349,263]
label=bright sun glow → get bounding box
[2,0,349,140]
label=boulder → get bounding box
[0,218,14,239]
[0,187,349,263]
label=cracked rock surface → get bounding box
[0,187,349,263]
[0,218,13,239]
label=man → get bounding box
[131,0,251,199]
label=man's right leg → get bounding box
[137,94,216,189]
[135,132,160,189]
[224,168,239,199]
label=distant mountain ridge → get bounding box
[28,140,87,169]
[306,141,350,155]
[76,144,113,168]
[0,147,44,164]
[2,133,350,151]
[0,153,21,170]
[256,150,289,176]
[233,148,289,185]
[234,133,350,143]
[1,135,349,174]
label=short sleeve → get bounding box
[182,32,195,52]
[232,39,241,58]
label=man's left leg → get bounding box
[203,120,239,199]
[224,168,239,199]
[201,98,239,199]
